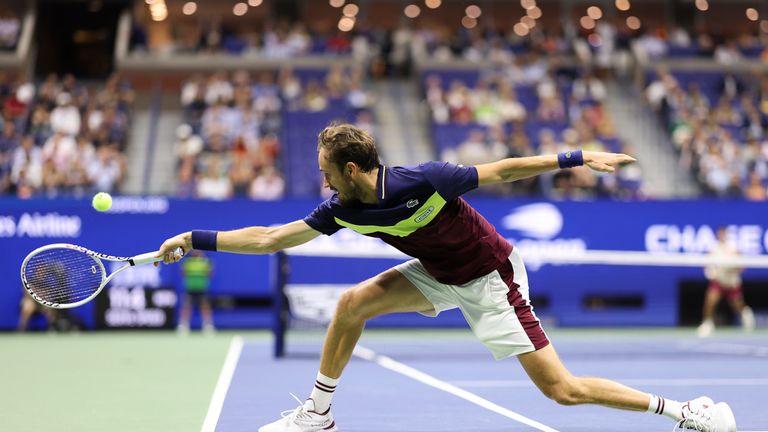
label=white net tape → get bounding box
[282,244,768,327]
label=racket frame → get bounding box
[20,243,167,309]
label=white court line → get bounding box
[680,342,768,357]
[201,336,244,432]
[450,378,768,388]
[353,345,559,432]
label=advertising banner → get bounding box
[3,197,767,329]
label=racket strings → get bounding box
[23,249,104,305]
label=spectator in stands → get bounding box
[197,155,231,200]
[263,23,309,58]
[537,93,566,123]
[176,157,197,199]
[446,81,473,124]
[714,41,743,66]
[695,33,716,57]
[485,125,511,161]
[712,96,742,126]
[279,67,302,106]
[687,83,710,120]
[744,172,767,201]
[42,131,77,175]
[4,80,32,121]
[175,124,204,162]
[201,99,235,143]
[63,153,90,197]
[181,74,205,108]
[205,71,234,106]
[717,72,746,100]
[354,110,377,138]
[50,93,81,136]
[0,120,19,166]
[425,74,449,123]
[497,84,527,124]
[60,135,96,197]
[741,105,767,140]
[572,71,606,103]
[645,67,678,111]
[10,135,42,197]
[636,30,667,62]
[230,157,255,197]
[87,145,124,194]
[473,89,500,127]
[455,129,493,166]
[700,148,733,196]
[39,158,57,197]
[249,165,285,200]
[347,77,372,110]
[303,80,329,112]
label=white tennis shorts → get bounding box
[394,247,549,360]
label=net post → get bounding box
[272,251,289,358]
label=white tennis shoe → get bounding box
[696,320,714,338]
[673,396,737,432]
[741,306,755,332]
[258,395,338,432]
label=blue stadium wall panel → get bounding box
[2,197,768,330]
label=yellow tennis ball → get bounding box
[92,192,112,212]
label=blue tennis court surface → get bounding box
[216,329,768,432]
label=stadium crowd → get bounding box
[647,68,768,200]
[0,73,133,198]
[175,66,374,200]
[424,61,643,199]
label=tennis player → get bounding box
[697,226,755,338]
[156,124,736,432]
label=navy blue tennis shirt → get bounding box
[304,162,513,285]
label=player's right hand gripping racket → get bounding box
[20,243,183,309]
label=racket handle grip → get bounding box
[132,247,184,265]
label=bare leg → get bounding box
[178,295,192,329]
[698,287,721,337]
[701,287,721,323]
[518,344,650,410]
[17,298,36,331]
[727,296,745,314]
[200,297,215,329]
[319,268,434,378]
[729,295,755,331]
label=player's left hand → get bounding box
[583,151,636,173]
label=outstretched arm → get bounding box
[475,151,636,186]
[155,220,321,265]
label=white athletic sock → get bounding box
[309,372,339,414]
[647,394,682,421]
[742,306,755,331]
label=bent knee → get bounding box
[335,289,363,321]
[335,284,385,323]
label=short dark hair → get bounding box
[317,123,379,173]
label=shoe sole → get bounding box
[714,402,737,432]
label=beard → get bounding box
[335,180,363,205]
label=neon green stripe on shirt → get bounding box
[333,191,447,237]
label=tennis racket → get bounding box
[20,243,184,309]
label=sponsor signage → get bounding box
[2,197,767,328]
